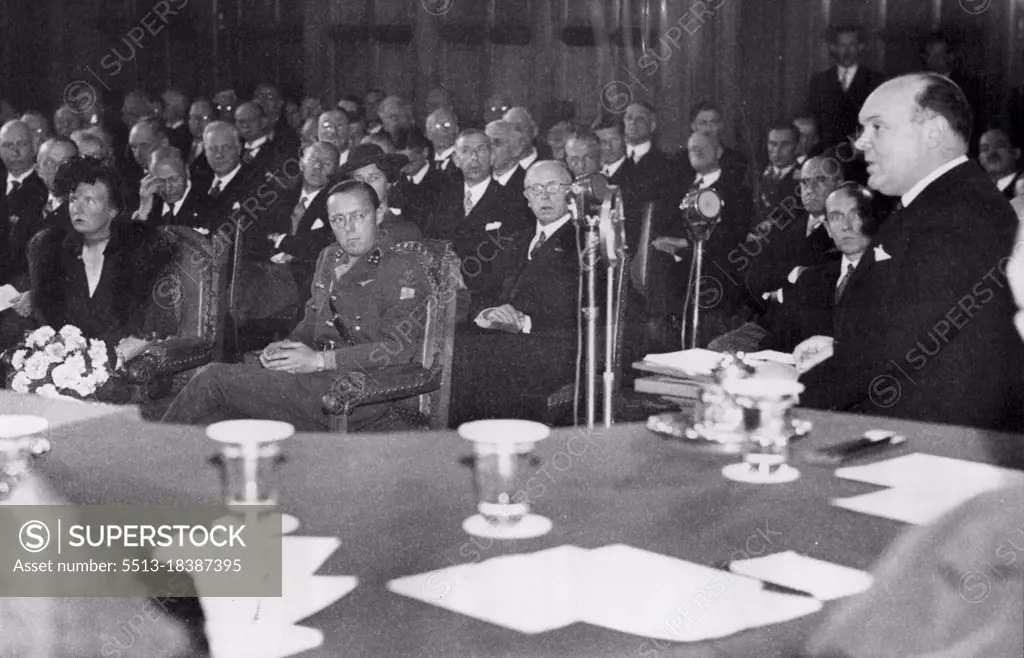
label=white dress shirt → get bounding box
[806,213,826,237]
[46,193,61,213]
[900,155,969,208]
[409,161,430,185]
[210,164,242,194]
[338,149,350,166]
[493,165,519,186]
[435,146,455,170]
[165,180,193,217]
[837,255,861,288]
[245,135,268,157]
[518,149,538,171]
[627,140,652,163]
[527,213,572,261]
[463,178,491,213]
[603,156,627,178]
[6,169,32,195]
[168,120,184,130]
[838,64,859,91]
[693,168,721,189]
[997,172,1018,193]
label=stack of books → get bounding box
[633,349,797,402]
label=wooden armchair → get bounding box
[123,226,229,402]
[320,240,462,433]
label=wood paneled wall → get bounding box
[1,0,1020,162]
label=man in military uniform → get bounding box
[161,180,432,431]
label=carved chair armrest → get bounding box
[321,363,443,416]
[123,337,215,384]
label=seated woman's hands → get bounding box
[10,290,33,317]
[259,340,321,373]
[793,335,835,374]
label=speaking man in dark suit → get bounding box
[798,73,1024,431]
[425,129,531,292]
[133,147,202,226]
[450,160,581,425]
[977,125,1021,200]
[806,25,884,149]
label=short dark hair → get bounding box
[689,100,722,124]
[55,155,128,212]
[591,113,623,133]
[980,122,1018,148]
[768,119,800,141]
[830,182,882,235]
[327,178,380,209]
[627,100,657,115]
[827,24,865,44]
[914,72,973,146]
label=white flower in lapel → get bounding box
[873,244,892,262]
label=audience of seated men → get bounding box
[710,181,877,353]
[425,129,531,293]
[449,161,581,425]
[977,124,1021,200]
[161,180,432,431]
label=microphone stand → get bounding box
[680,188,723,350]
[573,194,600,429]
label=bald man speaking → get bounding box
[798,73,1024,430]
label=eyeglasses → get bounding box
[524,182,571,198]
[329,210,373,230]
[354,171,384,185]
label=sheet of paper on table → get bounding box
[831,453,1024,525]
[642,349,724,376]
[387,544,822,642]
[745,350,796,366]
[0,284,19,313]
[728,551,873,601]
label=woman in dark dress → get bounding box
[26,156,177,370]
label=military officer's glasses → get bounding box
[329,210,373,230]
[524,182,572,198]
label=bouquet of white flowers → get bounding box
[9,325,111,400]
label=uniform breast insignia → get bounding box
[400,287,416,300]
[357,279,374,287]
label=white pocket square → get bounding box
[193,227,210,236]
[484,221,502,231]
[873,245,892,262]
[310,218,325,230]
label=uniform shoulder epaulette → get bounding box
[365,247,384,265]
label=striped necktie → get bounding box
[835,263,853,304]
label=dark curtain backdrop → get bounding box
[0,0,1020,163]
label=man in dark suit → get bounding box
[623,101,678,206]
[504,108,547,171]
[393,126,445,230]
[235,101,291,188]
[186,98,214,182]
[977,125,1021,200]
[647,131,755,347]
[192,121,255,233]
[450,160,581,425]
[161,180,434,432]
[593,113,649,252]
[744,154,841,299]
[486,120,526,197]
[799,73,1024,431]
[425,129,531,293]
[125,117,169,211]
[806,25,884,149]
[794,114,828,164]
[563,131,602,181]
[160,89,192,157]
[755,120,803,230]
[133,147,203,226]
[690,100,748,184]
[425,108,461,185]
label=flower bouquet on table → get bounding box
[8,325,111,401]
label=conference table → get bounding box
[6,390,1023,657]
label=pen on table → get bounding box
[829,432,906,457]
[714,561,816,598]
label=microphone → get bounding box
[571,172,611,203]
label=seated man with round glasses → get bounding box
[161,180,433,431]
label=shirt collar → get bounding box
[997,171,1018,192]
[603,156,627,177]
[536,213,572,240]
[435,146,455,162]
[627,140,652,161]
[246,135,268,150]
[464,178,491,206]
[696,168,721,188]
[900,155,969,208]
[519,149,538,170]
[167,180,192,215]
[494,165,519,186]
[339,149,350,165]
[214,163,242,187]
[807,213,826,236]
[47,192,61,208]
[838,63,859,76]
[299,185,320,206]
[168,120,184,129]
[7,169,32,187]
[841,255,861,276]
[410,161,430,184]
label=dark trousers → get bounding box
[161,362,394,432]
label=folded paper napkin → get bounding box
[388,544,822,642]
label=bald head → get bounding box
[202,121,242,175]
[856,72,972,196]
[425,108,458,150]
[0,120,36,175]
[37,138,78,191]
[524,160,572,225]
[503,107,537,139]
